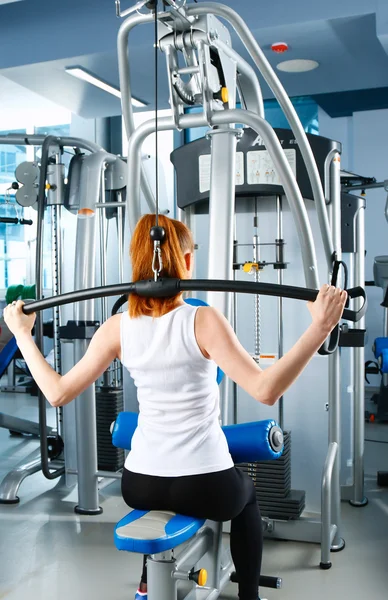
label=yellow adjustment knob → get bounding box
[45,183,51,190]
[198,569,207,587]
[221,87,229,103]
[243,262,259,273]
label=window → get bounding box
[0,123,71,297]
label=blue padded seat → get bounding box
[113,413,283,555]
[115,509,206,554]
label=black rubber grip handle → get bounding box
[0,216,18,224]
[318,325,340,356]
[342,286,367,321]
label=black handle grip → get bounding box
[318,324,340,356]
[342,286,367,321]
[0,216,18,224]
[0,217,33,225]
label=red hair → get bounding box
[129,214,194,318]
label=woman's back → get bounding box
[121,303,233,477]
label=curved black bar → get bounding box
[23,282,137,315]
[111,294,128,316]
[23,278,367,323]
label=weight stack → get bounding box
[239,431,305,520]
[96,386,125,472]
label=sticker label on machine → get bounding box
[247,149,296,185]
[199,152,244,193]
[252,353,278,366]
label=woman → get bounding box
[4,214,347,600]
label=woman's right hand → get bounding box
[307,285,347,333]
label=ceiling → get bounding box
[1,0,388,118]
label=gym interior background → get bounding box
[1,0,388,599]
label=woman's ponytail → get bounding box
[129,214,194,317]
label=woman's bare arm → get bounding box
[5,301,121,407]
[195,285,347,406]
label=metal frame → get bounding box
[147,522,231,600]
[341,198,368,507]
[116,0,344,565]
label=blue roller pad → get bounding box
[0,337,18,379]
[112,411,138,451]
[380,348,388,374]
[223,419,283,462]
[184,297,224,385]
[374,337,388,359]
[112,411,283,462]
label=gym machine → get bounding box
[0,134,127,505]
[341,172,388,492]
[343,175,388,423]
[117,0,350,568]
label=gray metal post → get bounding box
[98,169,110,387]
[320,442,338,568]
[327,153,344,551]
[350,203,368,507]
[73,151,115,515]
[147,556,177,600]
[117,191,125,283]
[207,128,238,424]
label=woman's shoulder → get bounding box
[195,305,227,333]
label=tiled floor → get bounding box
[1,392,388,600]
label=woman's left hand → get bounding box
[3,300,36,337]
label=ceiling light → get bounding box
[65,67,147,107]
[276,59,319,73]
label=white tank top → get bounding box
[120,303,233,477]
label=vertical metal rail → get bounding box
[207,127,239,424]
[35,136,65,481]
[232,217,238,425]
[98,169,110,387]
[51,202,63,435]
[253,198,261,360]
[115,191,125,388]
[117,191,125,284]
[320,442,338,568]
[350,203,368,507]
[276,195,284,429]
[327,153,345,552]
